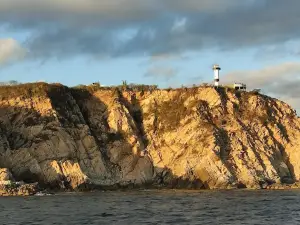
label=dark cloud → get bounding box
[1,0,300,59]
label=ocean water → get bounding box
[1,190,300,225]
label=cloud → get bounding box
[0,0,300,60]
[172,18,187,33]
[223,62,300,110]
[0,38,26,65]
[0,0,247,22]
[145,66,178,81]
[249,38,300,62]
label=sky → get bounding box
[0,0,300,111]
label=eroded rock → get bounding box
[0,83,299,191]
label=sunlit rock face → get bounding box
[0,83,299,190]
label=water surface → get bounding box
[1,190,300,225]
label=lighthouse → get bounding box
[213,64,221,87]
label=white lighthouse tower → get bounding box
[213,64,221,87]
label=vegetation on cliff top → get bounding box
[0,82,64,99]
[0,81,293,116]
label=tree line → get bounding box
[0,80,21,86]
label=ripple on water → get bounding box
[1,190,300,225]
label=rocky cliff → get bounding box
[0,83,299,190]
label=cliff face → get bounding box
[0,83,299,190]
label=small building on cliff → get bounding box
[234,83,247,91]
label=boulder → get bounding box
[0,168,14,182]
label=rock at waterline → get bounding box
[0,168,39,196]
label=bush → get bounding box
[0,82,50,99]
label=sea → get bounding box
[1,189,300,225]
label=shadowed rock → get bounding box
[0,83,299,191]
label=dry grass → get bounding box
[0,82,51,100]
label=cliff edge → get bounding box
[0,83,299,190]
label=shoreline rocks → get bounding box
[0,182,39,196]
[0,168,39,196]
[265,182,300,190]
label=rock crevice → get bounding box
[0,83,299,190]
